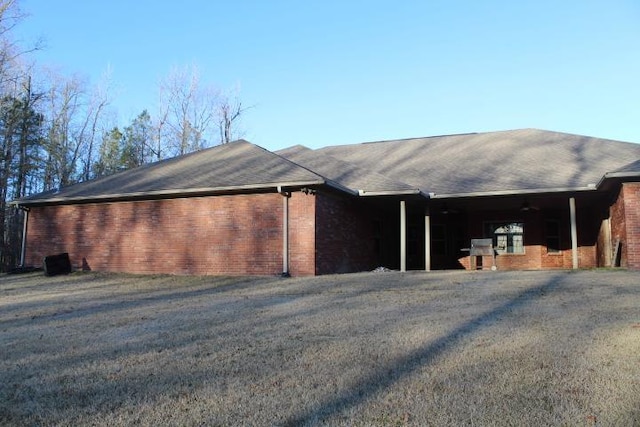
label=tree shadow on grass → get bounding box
[283,273,566,426]
[0,273,284,327]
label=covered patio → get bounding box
[370,190,610,272]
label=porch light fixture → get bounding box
[520,200,538,212]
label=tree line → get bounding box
[0,0,246,271]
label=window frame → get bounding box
[483,221,525,255]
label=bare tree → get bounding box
[41,70,110,188]
[157,64,220,156]
[0,0,24,37]
[42,72,84,189]
[0,1,42,92]
[152,90,169,161]
[218,88,248,144]
[79,68,112,181]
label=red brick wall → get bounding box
[619,183,640,269]
[25,193,314,276]
[464,211,543,270]
[610,185,628,267]
[461,205,599,271]
[288,192,316,276]
[315,192,377,274]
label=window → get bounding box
[545,220,561,254]
[484,222,524,254]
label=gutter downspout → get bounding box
[278,186,291,277]
[19,206,30,267]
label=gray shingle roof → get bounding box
[18,140,326,204]
[276,145,419,195]
[15,129,640,205]
[611,159,640,174]
[317,129,640,196]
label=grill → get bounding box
[470,238,496,270]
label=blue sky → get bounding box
[16,0,640,151]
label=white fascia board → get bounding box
[430,186,599,199]
[597,171,640,188]
[358,189,428,198]
[11,180,328,206]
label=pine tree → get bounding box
[122,110,153,168]
[93,127,123,177]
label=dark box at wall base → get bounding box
[43,253,72,276]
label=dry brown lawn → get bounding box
[1,269,639,426]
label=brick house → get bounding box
[12,129,640,275]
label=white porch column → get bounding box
[424,207,431,271]
[400,200,407,272]
[19,207,29,267]
[569,197,578,269]
[602,218,612,267]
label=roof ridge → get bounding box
[322,128,541,149]
[266,145,329,182]
[361,132,479,145]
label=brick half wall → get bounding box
[315,192,377,274]
[25,193,294,275]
